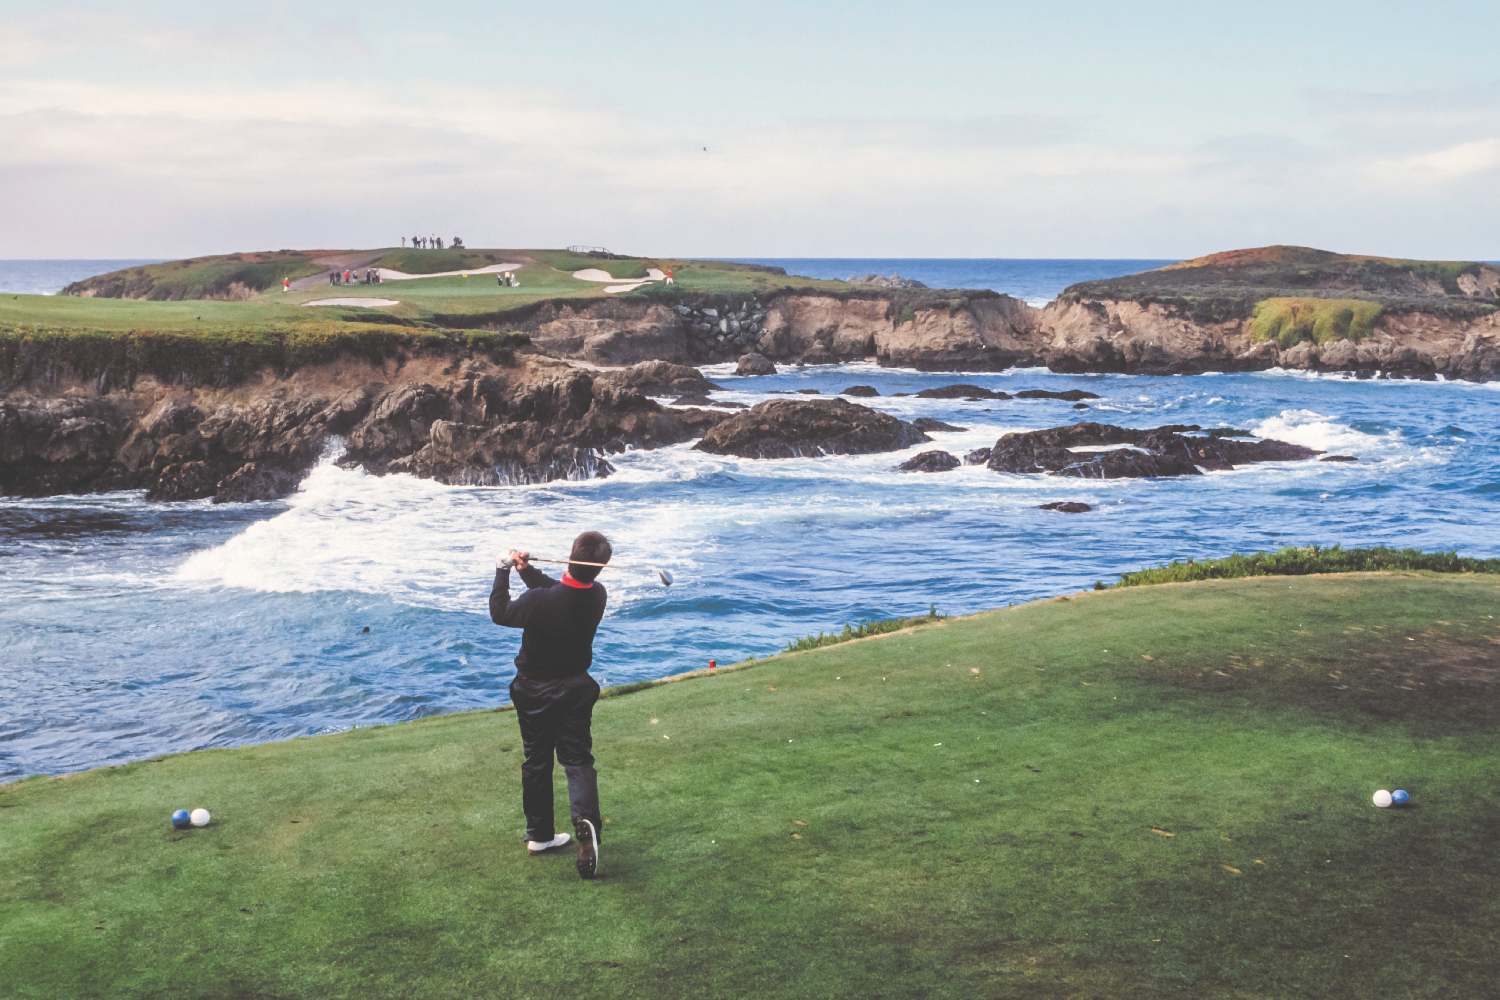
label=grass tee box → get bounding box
[3,572,1498,998]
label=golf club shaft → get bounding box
[524,556,612,569]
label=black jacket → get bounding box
[490,564,608,679]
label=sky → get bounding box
[3,0,1498,259]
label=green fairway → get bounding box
[6,250,850,339]
[3,573,1498,998]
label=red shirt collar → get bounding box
[561,572,592,589]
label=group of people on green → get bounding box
[402,235,463,249]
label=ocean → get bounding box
[2,259,1497,780]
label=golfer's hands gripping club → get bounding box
[496,549,531,571]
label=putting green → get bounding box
[3,572,1498,998]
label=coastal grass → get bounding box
[1248,297,1383,348]
[4,573,1500,998]
[784,605,943,651]
[58,251,325,300]
[1117,545,1500,587]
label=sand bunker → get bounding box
[377,262,523,281]
[574,266,668,294]
[302,297,400,308]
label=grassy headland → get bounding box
[1059,245,1500,341]
[4,571,1498,998]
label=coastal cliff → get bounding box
[1039,247,1500,379]
[452,249,1500,379]
[508,288,1040,370]
[0,335,728,502]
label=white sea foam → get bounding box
[167,380,1445,616]
[173,457,711,612]
[1256,367,1500,390]
[1248,408,1440,468]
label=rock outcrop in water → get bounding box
[983,422,1319,478]
[898,450,961,473]
[1040,501,1093,513]
[695,398,929,459]
[736,352,777,376]
[598,360,719,397]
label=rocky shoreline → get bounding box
[7,242,1495,501]
[0,355,731,502]
[498,285,1500,381]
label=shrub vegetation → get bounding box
[1248,297,1383,347]
[1116,545,1500,587]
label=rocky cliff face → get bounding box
[1037,298,1500,379]
[0,353,729,502]
[504,284,1500,380]
[509,290,1043,370]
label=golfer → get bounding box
[490,531,612,879]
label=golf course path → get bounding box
[288,252,388,291]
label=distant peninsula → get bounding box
[2,244,1497,503]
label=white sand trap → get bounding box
[575,266,668,294]
[303,297,400,308]
[376,262,523,281]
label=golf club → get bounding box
[521,555,674,587]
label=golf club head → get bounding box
[656,568,674,587]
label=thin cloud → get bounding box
[1368,138,1500,183]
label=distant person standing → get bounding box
[343,268,352,285]
[329,270,338,286]
[282,276,290,293]
[401,236,407,248]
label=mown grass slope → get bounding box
[3,573,1498,999]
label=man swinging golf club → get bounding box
[490,531,611,879]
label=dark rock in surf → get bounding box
[213,462,306,503]
[964,447,992,465]
[1015,388,1101,401]
[1319,454,1358,462]
[914,384,1011,400]
[736,352,777,376]
[984,422,1319,479]
[841,385,880,397]
[1040,501,1093,513]
[912,417,967,433]
[695,398,929,459]
[898,450,961,473]
[670,393,746,409]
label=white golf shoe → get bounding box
[526,832,571,854]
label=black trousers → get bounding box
[509,673,602,843]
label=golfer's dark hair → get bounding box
[569,531,612,583]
